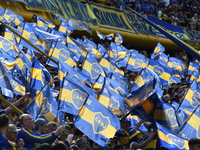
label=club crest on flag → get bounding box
[91,63,102,79]
[2,40,12,52]
[10,79,18,89]
[72,89,87,109]
[41,97,51,115]
[172,62,178,69]
[192,90,200,107]
[8,14,15,23]
[167,134,185,149]
[29,32,38,44]
[59,48,70,62]
[167,108,178,127]
[160,56,168,62]
[134,59,143,69]
[153,65,164,76]
[93,112,110,134]
[109,96,119,111]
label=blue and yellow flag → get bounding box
[0,7,4,20]
[10,78,25,96]
[2,8,24,27]
[126,114,148,131]
[128,78,155,107]
[156,122,189,150]
[169,75,181,85]
[67,36,86,62]
[154,101,180,133]
[59,73,96,116]
[148,59,172,88]
[59,19,75,36]
[168,57,184,75]
[25,48,35,62]
[82,53,106,84]
[30,57,51,91]
[188,61,199,75]
[96,30,114,40]
[48,41,76,67]
[20,22,43,52]
[179,80,200,113]
[0,61,13,97]
[28,84,62,125]
[126,52,149,72]
[0,36,18,58]
[4,26,20,45]
[114,32,123,45]
[98,85,125,115]
[189,70,199,83]
[92,74,105,93]
[32,14,50,32]
[58,61,89,89]
[178,105,200,139]
[151,43,165,60]
[74,95,120,147]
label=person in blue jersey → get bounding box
[16,114,65,150]
[115,115,144,149]
[189,138,200,150]
[55,124,71,149]
[145,0,154,15]
[0,114,10,150]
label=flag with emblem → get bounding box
[74,95,120,147]
[148,59,172,88]
[10,77,25,96]
[154,101,180,133]
[59,73,96,116]
[0,35,18,58]
[156,122,189,150]
[28,84,62,125]
[151,43,165,60]
[59,19,75,36]
[178,80,200,113]
[168,57,184,75]
[32,14,49,32]
[48,41,76,67]
[188,62,199,75]
[126,52,149,72]
[98,85,125,115]
[114,32,123,45]
[82,53,106,84]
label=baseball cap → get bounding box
[34,118,47,130]
[7,124,21,132]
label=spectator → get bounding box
[182,0,190,13]
[34,118,47,135]
[178,11,189,27]
[46,122,58,134]
[76,137,89,150]
[145,0,154,15]
[0,114,10,149]
[157,5,163,19]
[70,129,84,148]
[172,12,179,26]
[6,124,25,150]
[38,143,52,150]
[16,114,65,150]
[190,13,199,30]
[52,141,67,150]
[190,0,198,15]
[55,124,71,149]
[113,144,126,150]
[188,138,200,150]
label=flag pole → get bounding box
[0,20,58,65]
[0,95,23,115]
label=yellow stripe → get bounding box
[22,127,53,139]
[79,105,117,138]
[15,18,21,26]
[187,111,200,130]
[100,58,109,69]
[128,57,147,69]
[135,75,145,87]
[4,61,17,70]
[144,139,157,149]
[14,84,25,95]
[59,26,66,33]
[4,14,12,22]
[148,65,171,81]
[118,51,126,58]
[184,89,194,102]
[92,81,103,93]
[31,67,43,84]
[129,131,140,140]
[58,69,66,82]
[188,65,195,72]
[98,95,110,108]
[22,30,31,40]
[59,88,73,104]
[37,21,46,28]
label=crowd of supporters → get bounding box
[92,0,200,30]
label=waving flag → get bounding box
[151,43,165,60]
[168,57,183,75]
[114,32,123,45]
[74,95,120,147]
[156,122,189,150]
[32,15,49,32]
[96,31,114,40]
[188,62,199,75]
[59,19,75,36]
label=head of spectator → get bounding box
[114,144,126,150]
[70,145,79,150]
[53,80,60,91]
[73,129,84,141]
[46,121,58,134]
[171,83,176,88]
[174,52,179,58]
[89,139,99,149]
[0,97,8,109]
[19,114,35,130]
[0,114,9,135]
[52,141,67,150]
[58,124,71,141]
[188,138,200,150]
[34,118,47,135]
[174,87,181,94]
[6,124,21,142]
[104,42,110,50]
[76,137,88,150]
[122,119,131,131]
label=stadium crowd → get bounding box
[0,1,200,150]
[92,0,200,30]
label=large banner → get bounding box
[1,0,200,46]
